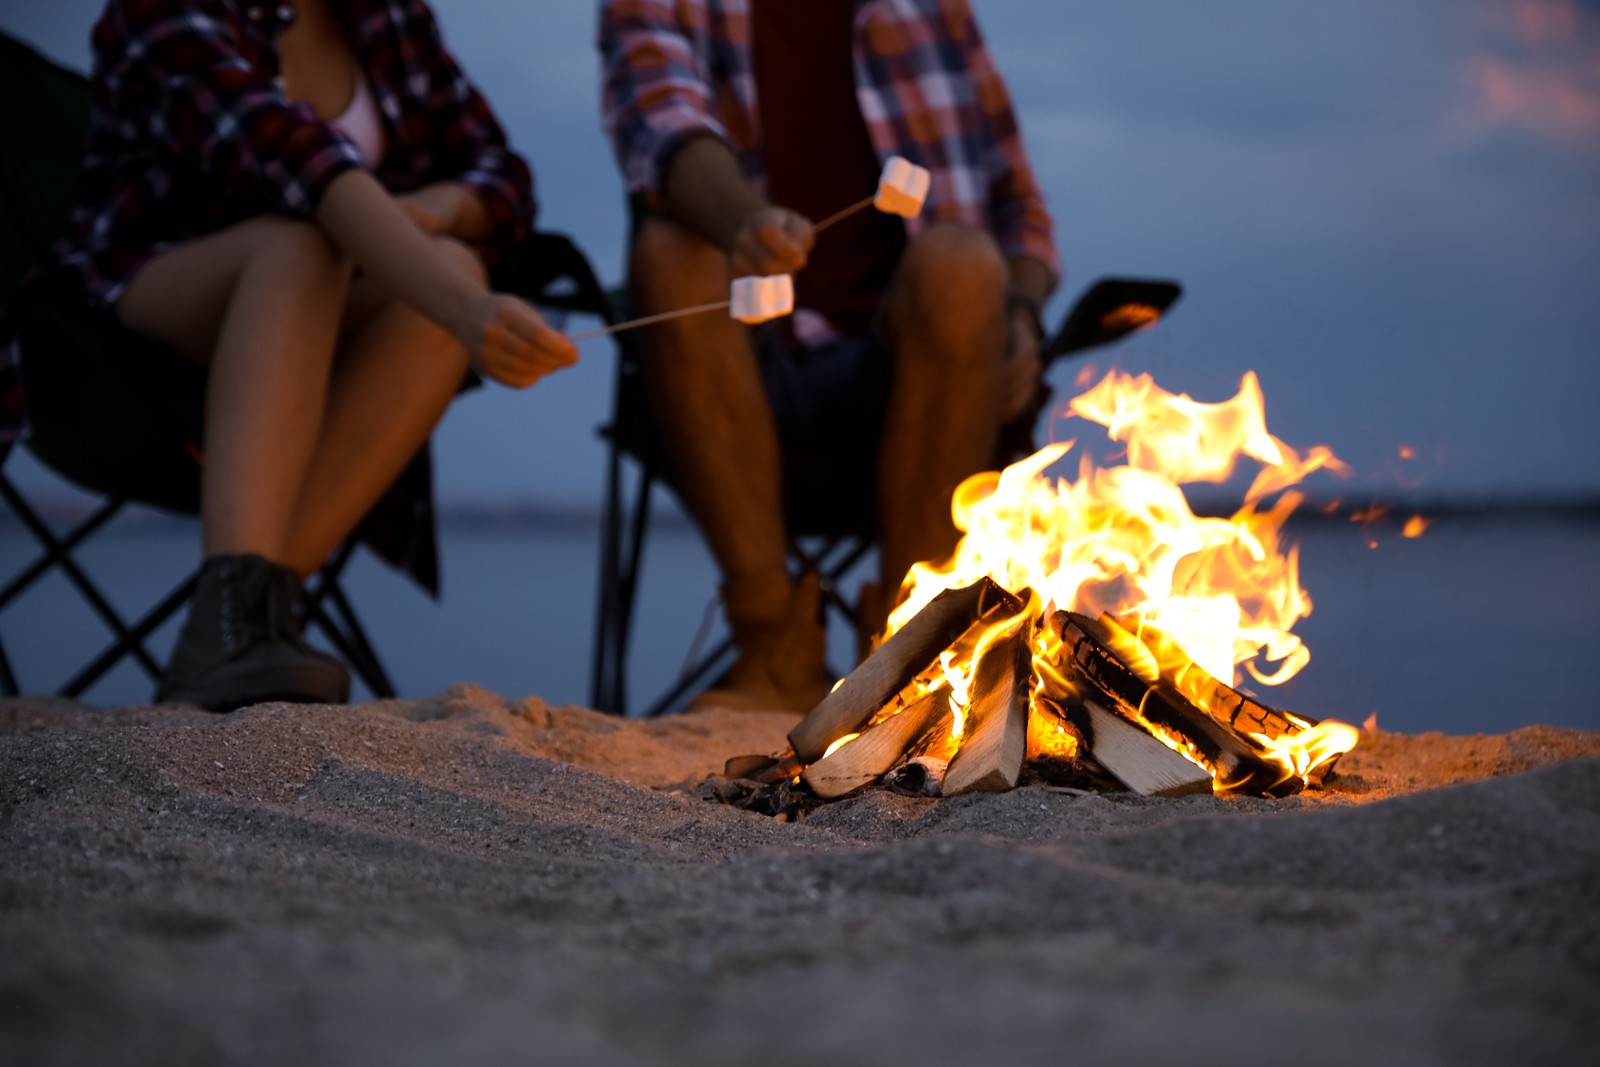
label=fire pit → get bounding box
[716,369,1362,814]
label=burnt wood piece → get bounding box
[1053,611,1301,797]
[801,688,953,799]
[1106,613,1304,741]
[789,578,1023,762]
[722,752,803,784]
[1068,697,1211,797]
[944,625,1032,795]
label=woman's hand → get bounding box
[462,293,578,389]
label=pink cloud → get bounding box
[1464,0,1600,144]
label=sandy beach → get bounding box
[2,686,1597,1065]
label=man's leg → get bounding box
[630,216,825,711]
[875,224,1010,628]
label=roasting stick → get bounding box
[810,194,875,235]
[570,156,931,343]
[569,300,729,342]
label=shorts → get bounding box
[751,319,892,534]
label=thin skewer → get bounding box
[810,194,875,235]
[570,299,731,342]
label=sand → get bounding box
[2,685,1597,1066]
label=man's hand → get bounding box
[1003,298,1044,422]
[730,206,814,277]
[462,294,579,389]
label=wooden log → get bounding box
[1074,698,1211,797]
[801,688,952,799]
[1053,611,1300,797]
[1105,613,1304,741]
[788,578,1023,762]
[943,625,1031,795]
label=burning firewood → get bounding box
[1053,611,1303,796]
[788,577,1023,763]
[943,624,1031,795]
[1052,697,1211,797]
[802,688,952,799]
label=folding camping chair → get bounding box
[0,30,409,701]
[588,237,1183,717]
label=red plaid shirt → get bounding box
[65,0,533,304]
[599,0,1060,282]
[2,0,535,593]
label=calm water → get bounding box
[4,510,1598,734]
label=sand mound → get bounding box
[3,686,1597,1065]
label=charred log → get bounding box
[1106,613,1303,741]
[1053,611,1302,797]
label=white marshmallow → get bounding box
[874,155,931,218]
[730,274,795,324]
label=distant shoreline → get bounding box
[4,493,1597,534]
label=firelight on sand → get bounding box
[863,369,1363,793]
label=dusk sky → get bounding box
[4,0,1598,508]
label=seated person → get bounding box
[0,0,576,710]
[599,0,1060,711]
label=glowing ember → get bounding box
[1402,515,1431,538]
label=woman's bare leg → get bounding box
[118,216,352,563]
[120,220,476,575]
[278,238,478,574]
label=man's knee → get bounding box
[630,215,728,311]
[889,226,1008,363]
[897,224,1007,311]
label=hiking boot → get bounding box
[691,569,832,714]
[156,553,350,712]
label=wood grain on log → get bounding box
[943,626,1031,796]
[1074,699,1211,797]
[788,578,1023,762]
[801,688,952,799]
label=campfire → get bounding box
[722,370,1363,811]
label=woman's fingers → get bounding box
[473,295,578,389]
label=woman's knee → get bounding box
[236,215,349,281]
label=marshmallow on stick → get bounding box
[730,274,795,324]
[874,155,931,219]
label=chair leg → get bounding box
[590,440,657,716]
[590,425,628,713]
[305,542,397,700]
[642,634,737,719]
[0,635,18,697]
[60,570,197,698]
[0,476,165,683]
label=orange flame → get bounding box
[1402,515,1430,538]
[881,369,1360,791]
